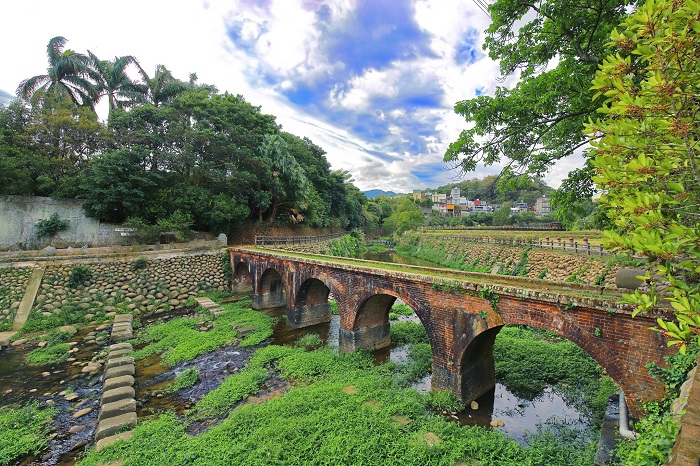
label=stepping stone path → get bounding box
[111,314,134,342]
[95,315,138,452]
[193,297,226,317]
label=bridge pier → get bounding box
[231,279,251,293]
[287,303,331,328]
[251,289,285,309]
[339,323,391,352]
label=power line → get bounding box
[472,0,491,18]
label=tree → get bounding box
[89,52,147,120]
[587,0,700,353]
[78,148,166,222]
[383,198,425,235]
[444,0,632,199]
[17,36,99,109]
[492,203,512,226]
[144,65,190,107]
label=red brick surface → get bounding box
[231,248,674,417]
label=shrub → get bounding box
[132,257,148,270]
[35,213,69,239]
[67,266,92,288]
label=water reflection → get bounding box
[362,251,445,268]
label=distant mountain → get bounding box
[364,189,397,199]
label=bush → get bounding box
[35,213,69,239]
[132,257,148,270]
[67,266,92,288]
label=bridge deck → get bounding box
[231,246,632,309]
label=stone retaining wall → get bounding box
[33,252,227,318]
[668,353,700,465]
[0,266,33,331]
[400,238,624,286]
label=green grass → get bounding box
[79,342,597,466]
[390,321,429,346]
[162,367,201,395]
[17,304,108,335]
[133,300,273,366]
[0,403,57,466]
[295,333,323,349]
[389,303,414,320]
[188,367,268,420]
[493,325,615,426]
[24,343,71,366]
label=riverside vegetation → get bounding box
[70,294,613,466]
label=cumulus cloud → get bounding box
[0,0,581,194]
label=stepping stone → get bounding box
[104,365,135,379]
[95,431,133,452]
[95,412,137,441]
[113,314,133,324]
[82,362,103,373]
[103,375,134,392]
[105,357,134,370]
[237,326,256,337]
[68,425,86,434]
[108,348,132,359]
[101,387,135,405]
[98,398,136,422]
[109,343,133,352]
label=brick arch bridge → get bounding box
[229,248,673,417]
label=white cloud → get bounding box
[0,0,583,195]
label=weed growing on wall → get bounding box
[67,266,92,288]
[34,213,69,240]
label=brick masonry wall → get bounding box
[232,247,674,417]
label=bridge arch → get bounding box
[251,267,286,309]
[287,277,332,328]
[232,260,252,293]
[455,301,630,406]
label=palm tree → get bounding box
[88,52,148,118]
[17,36,99,109]
[145,65,190,107]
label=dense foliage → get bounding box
[2,37,367,236]
[588,0,700,353]
[444,0,634,217]
[0,403,56,466]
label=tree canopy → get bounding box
[444,0,633,203]
[587,0,700,352]
[4,38,367,236]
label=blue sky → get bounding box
[0,0,580,193]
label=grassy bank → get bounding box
[0,403,56,466]
[79,312,606,465]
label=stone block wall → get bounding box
[0,266,33,331]
[34,253,227,317]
